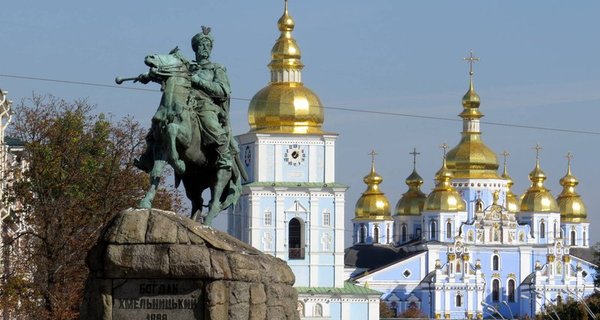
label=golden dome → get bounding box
[519,156,559,212]
[424,157,466,212]
[446,58,499,179]
[501,153,519,213]
[247,0,325,134]
[557,155,587,222]
[355,152,391,220]
[395,169,427,215]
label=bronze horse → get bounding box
[117,48,245,225]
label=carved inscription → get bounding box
[113,280,203,320]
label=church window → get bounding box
[288,218,305,259]
[456,261,461,273]
[264,210,272,226]
[584,230,587,246]
[401,224,407,242]
[571,230,577,246]
[456,293,463,307]
[359,225,366,243]
[323,211,330,226]
[554,221,558,238]
[492,255,500,271]
[314,303,323,317]
[416,228,422,239]
[492,279,500,302]
[446,221,452,239]
[508,279,515,302]
[540,221,546,239]
[430,221,437,240]
[373,225,380,244]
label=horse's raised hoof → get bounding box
[138,199,152,209]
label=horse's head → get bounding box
[144,48,189,76]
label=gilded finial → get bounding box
[440,143,449,159]
[565,152,573,175]
[461,51,481,110]
[410,147,420,171]
[533,144,543,167]
[464,50,480,78]
[369,149,378,173]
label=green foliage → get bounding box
[0,95,181,319]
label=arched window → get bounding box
[373,225,380,244]
[456,261,461,273]
[571,230,577,246]
[359,225,366,243]
[446,221,452,239]
[492,279,500,302]
[540,221,546,239]
[456,293,463,307]
[430,221,437,240]
[492,255,500,271]
[508,279,515,302]
[288,218,304,259]
[314,303,323,317]
[401,224,407,243]
[264,210,272,226]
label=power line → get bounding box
[2,73,600,136]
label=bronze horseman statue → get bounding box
[116,26,247,225]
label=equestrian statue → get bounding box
[116,26,247,225]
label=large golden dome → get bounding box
[519,157,559,213]
[557,156,587,222]
[355,153,391,220]
[424,157,466,212]
[247,1,324,134]
[446,58,499,179]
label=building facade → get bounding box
[345,60,596,319]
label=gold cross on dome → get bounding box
[409,147,420,169]
[565,152,574,168]
[533,144,543,161]
[369,149,378,165]
[464,51,480,76]
[440,143,449,158]
[502,150,510,168]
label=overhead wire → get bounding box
[2,73,600,136]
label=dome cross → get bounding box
[440,143,449,158]
[410,147,420,170]
[464,51,480,77]
[533,144,543,162]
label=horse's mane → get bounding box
[168,46,190,67]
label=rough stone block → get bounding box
[105,244,169,278]
[208,303,228,320]
[249,303,267,320]
[145,212,178,243]
[177,225,190,244]
[228,252,261,283]
[112,210,149,244]
[249,283,266,305]
[229,281,250,304]
[266,306,286,320]
[229,302,250,320]
[206,280,228,306]
[168,244,211,278]
[210,249,232,279]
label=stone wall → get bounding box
[80,208,299,320]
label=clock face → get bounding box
[244,146,251,167]
[284,144,306,166]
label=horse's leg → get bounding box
[204,169,232,226]
[182,175,204,222]
[166,123,185,174]
[139,159,167,208]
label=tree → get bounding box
[0,95,181,319]
[379,300,396,318]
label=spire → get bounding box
[446,51,499,179]
[269,0,304,83]
[355,150,391,220]
[558,152,587,221]
[247,0,325,134]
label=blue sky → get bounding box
[2,1,600,246]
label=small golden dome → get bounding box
[557,155,587,222]
[446,61,499,179]
[247,0,324,134]
[424,157,466,212]
[395,169,427,215]
[355,152,391,220]
[502,164,519,213]
[519,157,559,212]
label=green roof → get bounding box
[295,281,381,296]
[244,181,348,189]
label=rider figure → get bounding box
[188,26,233,173]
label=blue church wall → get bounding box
[290,265,310,286]
[370,256,424,282]
[330,302,341,319]
[317,266,334,287]
[350,302,368,319]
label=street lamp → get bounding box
[482,302,506,320]
[501,301,515,320]
[534,292,561,320]
[521,294,558,320]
